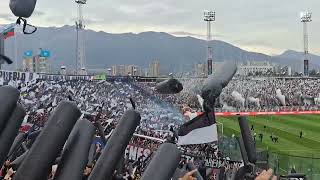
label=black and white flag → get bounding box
[178,112,217,145]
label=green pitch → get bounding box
[217,114,320,177]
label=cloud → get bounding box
[33,10,45,16]
[170,31,224,39]
[0,13,15,21]
[70,18,104,25]
[233,39,273,47]
[0,0,320,55]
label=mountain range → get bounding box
[2,25,320,73]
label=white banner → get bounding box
[0,70,93,83]
[0,70,38,82]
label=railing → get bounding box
[218,137,320,179]
[268,151,320,180]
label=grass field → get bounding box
[216,114,320,177]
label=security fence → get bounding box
[219,137,320,179]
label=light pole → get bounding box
[300,11,312,77]
[204,10,215,76]
[75,0,87,75]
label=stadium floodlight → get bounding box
[300,12,312,22]
[75,0,87,4]
[75,0,87,74]
[204,10,216,22]
[203,10,215,76]
[300,11,312,77]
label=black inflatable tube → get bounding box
[20,142,28,152]
[0,86,20,132]
[116,153,125,175]
[54,120,95,180]
[7,132,27,159]
[141,143,181,180]
[87,143,96,167]
[238,116,257,164]
[0,104,25,167]
[13,101,81,180]
[11,150,28,170]
[155,78,183,94]
[236,136,249,166]
[88,110,141,180]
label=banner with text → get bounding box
[0,70,38,82]
[0,70,93,83]
[124,144,242,169]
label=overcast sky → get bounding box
[0,0,319,55]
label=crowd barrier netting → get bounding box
[268,151,320,180]
[218,136,320,179]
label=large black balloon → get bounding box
[0,104,25,166]
[0,86,20,133]
[141,143,181,180]
[155,78,183,94]
[88,110,141,180]
[13,101,81,180]
[201,62,237,111]
[54,120,95,180]
[9,0,37,18]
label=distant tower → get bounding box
[75,0,87,75]
[300,11,312,77]
[60,66,67,75]
[204,10,215,75]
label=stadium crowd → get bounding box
[137,77,320,113]
[0,79,217,180]
[1,76,318,179]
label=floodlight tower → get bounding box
[204,10,215,75]
[75,0,87,75]
[300,11,312,77]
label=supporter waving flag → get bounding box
[178,112,217,145]
[0,24,15,39]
